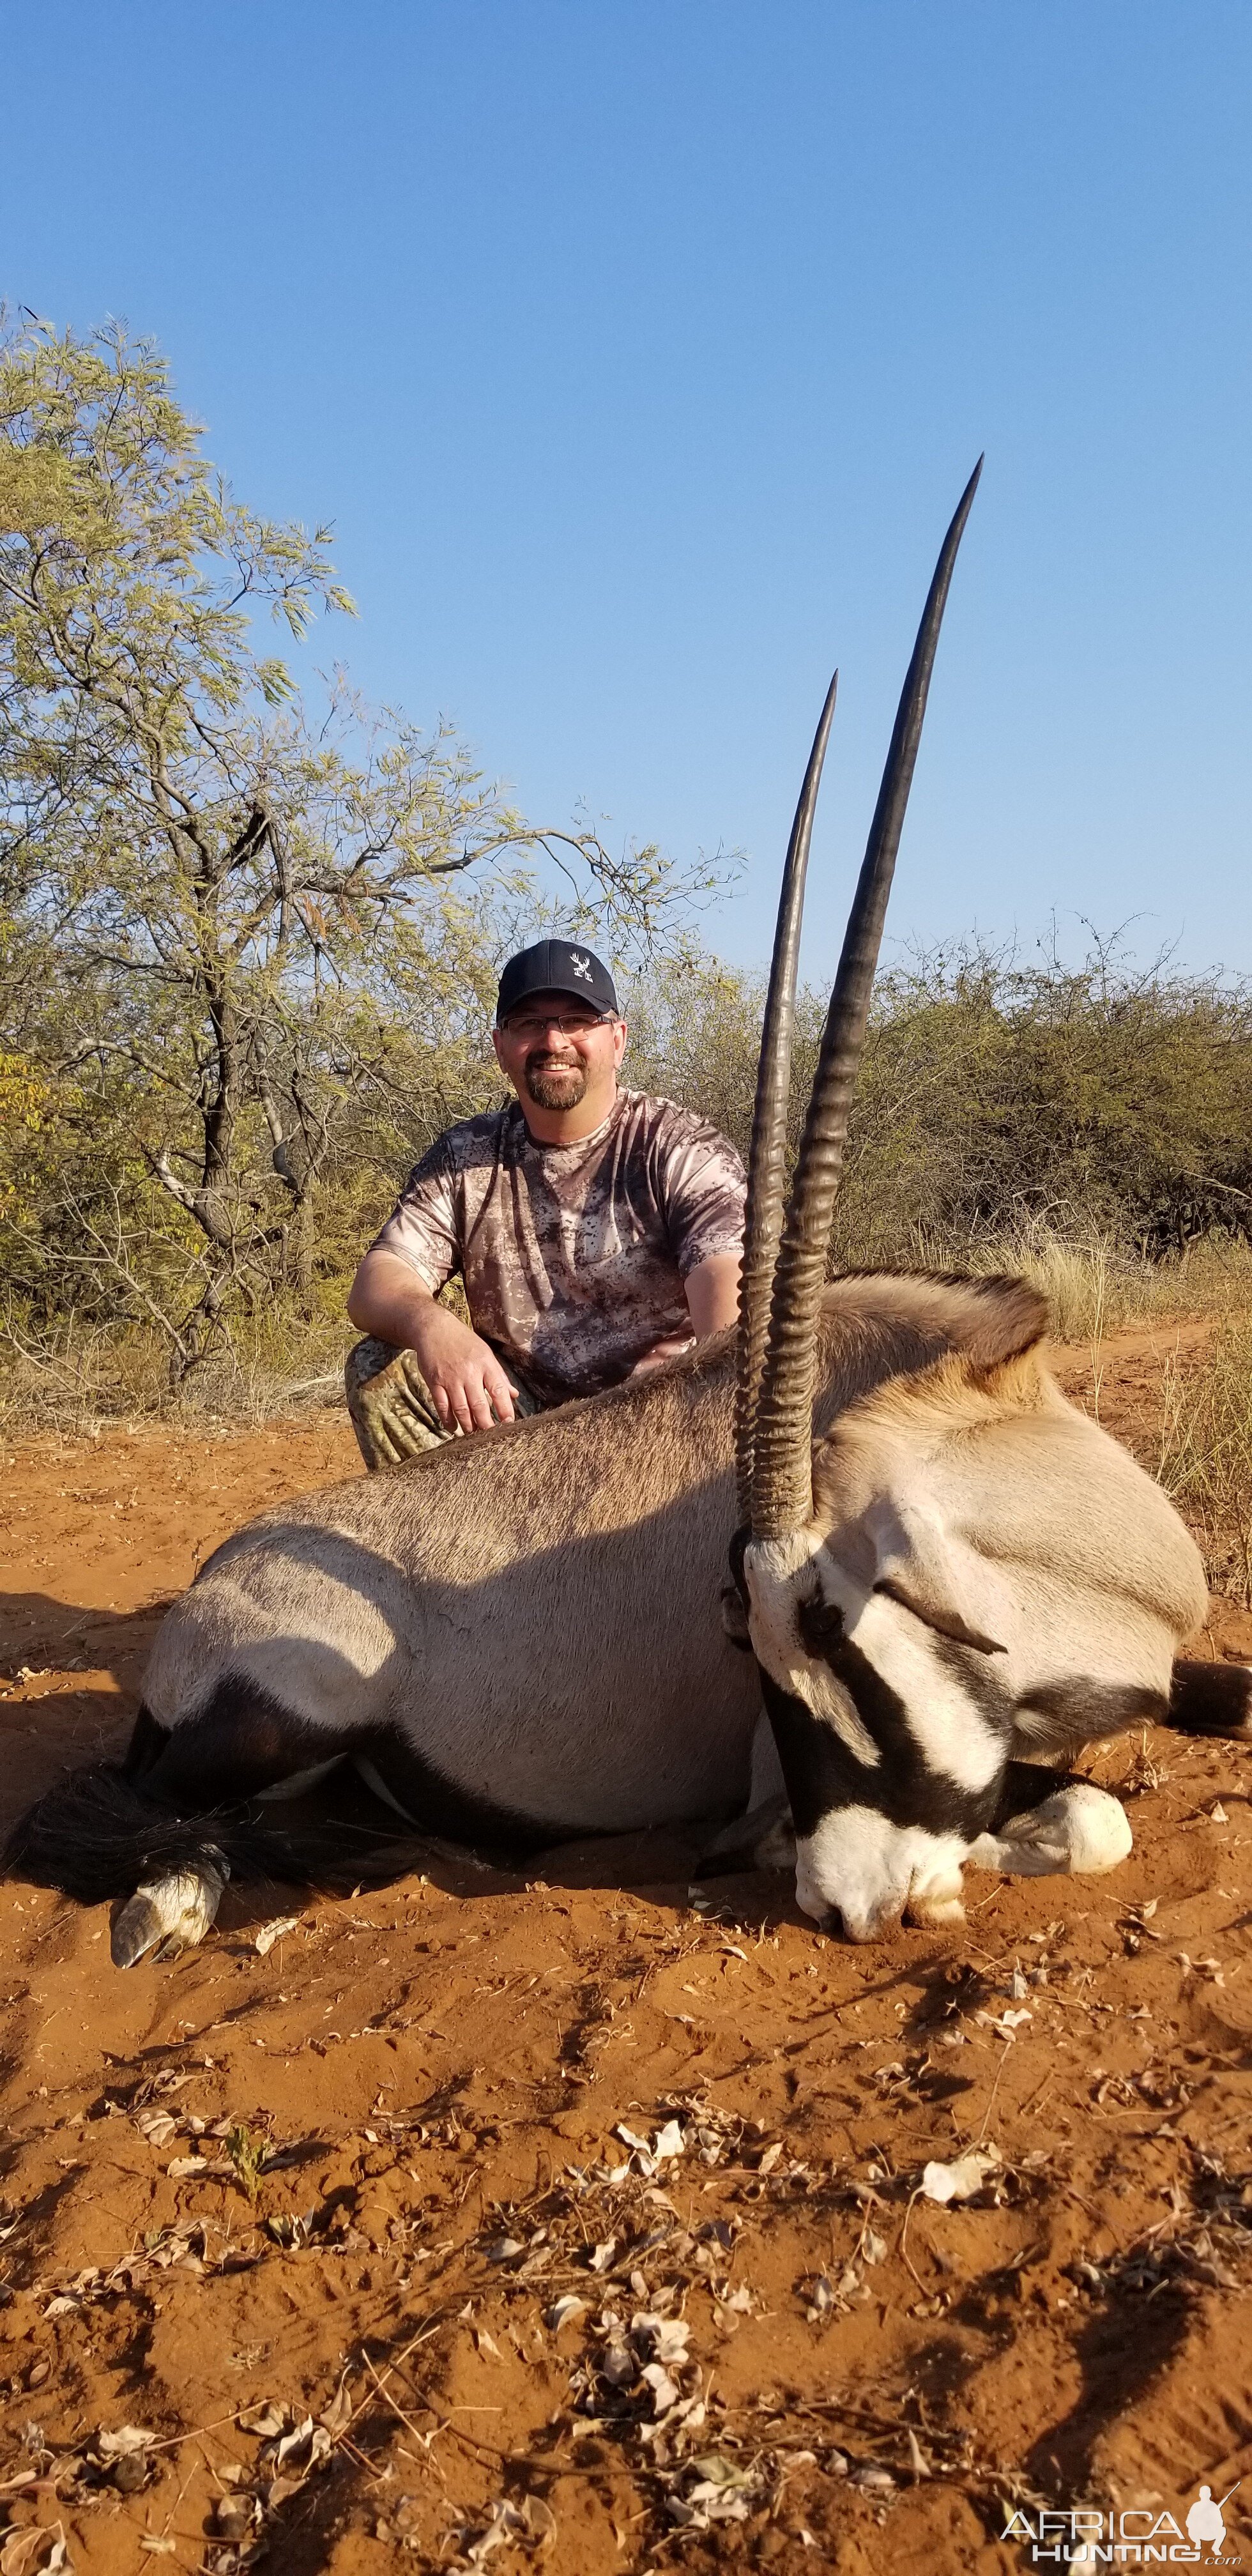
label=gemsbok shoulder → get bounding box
[9,462,1248,1963]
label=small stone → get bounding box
[544,2295,586,2333]
[215,2495,256,2541]
[111,2450,151,2493]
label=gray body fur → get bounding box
[144,1274,1203,1849]
[147,1328,763,1835]
[11,1270,1231,1966]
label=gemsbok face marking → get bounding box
[736,1519,1015,1940]
[6,462,1242,1966]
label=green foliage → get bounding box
[627,941,1252,1270]
[4,314,1249,1425]
[0,316,720,1388]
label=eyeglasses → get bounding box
[499,1011,615,1040]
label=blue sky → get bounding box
[4,2,1251,983]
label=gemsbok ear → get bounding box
[866,1496,1007,1657]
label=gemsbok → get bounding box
[9,463,1248,1963]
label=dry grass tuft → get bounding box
[910,1225,1252,1346]
[965,1227,1142,1344]
[1157,1309,1252,1603]
[914,1225,1172,1344]
[0,1301,356,1436]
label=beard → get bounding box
[523,1052,588,1111]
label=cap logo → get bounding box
[569,952,593,981]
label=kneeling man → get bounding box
[345,939,746,1466]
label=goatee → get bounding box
[523,1054,588,1111]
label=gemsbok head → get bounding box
[729,463,1230,1938]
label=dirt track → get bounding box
[1,1326,1250,2573]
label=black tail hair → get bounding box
[4,1762,436,1909]
[1167,1657,1252,1741]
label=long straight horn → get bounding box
[735,669,838,1517]
[750,458,983,1539]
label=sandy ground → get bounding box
[1,1323,1250,2575]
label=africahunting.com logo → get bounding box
[1002,2482,1242,2564]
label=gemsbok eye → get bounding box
[797,1593,845,1655]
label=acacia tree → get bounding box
[0,317,715,1376]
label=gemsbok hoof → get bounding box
[111,1859,227,1968]
[968,1783,1133,1880]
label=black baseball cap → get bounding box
[496,939,619,1023]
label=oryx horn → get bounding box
[749,457,983,1538]
[735,667,838,1518]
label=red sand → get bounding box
[0,1328,1249,2573]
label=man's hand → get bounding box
[347,1247,518,1441]
[407,1300,519,1434]
[629,1333,696,1377]
[628,1252,743,1379]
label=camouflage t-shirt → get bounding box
[369,1090,747,1405]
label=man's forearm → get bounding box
[347,1248,518,1430]
[347,1248,439,1349]
[685,1250,743,1340]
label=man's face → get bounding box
[492,992,627,1114]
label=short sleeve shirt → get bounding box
[369,1090,746,1404]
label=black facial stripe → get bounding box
[928,1629,1013,1719]
[759,1639,1009,1843]
[799,1581,1007,1722]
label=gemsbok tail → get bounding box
[4,1754,432,1912]
[1166,1658,1252,1739]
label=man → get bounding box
[344,937,746,1467]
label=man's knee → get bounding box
[344,1338,448,1469]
